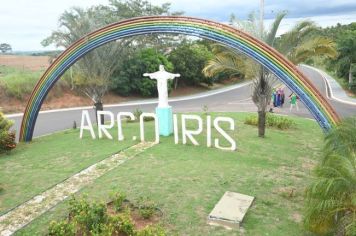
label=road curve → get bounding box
[6,66,355,140]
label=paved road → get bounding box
[6,66,355,140]
[298,65,356,118]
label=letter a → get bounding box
[80,110,96,139]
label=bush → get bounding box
[111,191,126,211]
[0,112,16,153]
[111,48,173,97]
[138,197,156,219]
[244,113,295,130]
[168,40,214,87]
[48,220,75,236]
[50,194,164,236]
[68,197,107,234]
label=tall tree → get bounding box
[169,40,214,88]
[42,0,181,124]
[42,6,128,124]
[334,30,356,86]
[0,43,12,54]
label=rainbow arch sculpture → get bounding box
[20,16,340,142]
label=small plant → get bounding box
[133,108,143,120]
[136,225,166,236]
[111,190,126,211]
[48,220,75,236]
[202,105,209,115]
[127,109,154,123]
[138,197,157,219]
[244,113,295,130]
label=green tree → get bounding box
[203,11,337,137]
[169,40,214,88]
[0,43,12,54]
[304,117,356,236]
[42,0,180,123]
[335,30,356,86]
[112,48,173,97]
[276,21,338,64]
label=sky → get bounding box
[1,0,356,51]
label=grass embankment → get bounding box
[0,65,42,99]
[0,113,323,235]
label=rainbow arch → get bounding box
[20,16,340,142]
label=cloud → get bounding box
[0,0,355,51]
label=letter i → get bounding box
[207,115,212,147]
[173,114,179,144]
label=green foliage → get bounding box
[48,220,75,236]
[0,112,16,153]
[0,66,41,99]
[319,23,356,90]
[102,214,135,235]
[169,40,214,86]
[136,225,166,236]
[68,197,107,234]
[112,48,173,97]
[138,197,156,219]
[49,193,163,235]
[304,117,356,235]
[244,113,295,130]
[111,191,126,211]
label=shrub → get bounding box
[48,220,75,236]
[109,214,135,235]
[138,197,156,219]
[244,113,295,130]
[68,197,107,234]
[136,225,166,236]
[0,112,16,153]
[111,191,126,211]
[0,131,16,153]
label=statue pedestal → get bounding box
[156,106,173,136]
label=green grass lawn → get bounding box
[0,112,323,235]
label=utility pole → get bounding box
[259,0,264,38]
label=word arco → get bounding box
[80,110,237,151]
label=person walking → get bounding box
[289,93,299,111]
[280,88,285,107]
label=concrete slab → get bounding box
[207,191,254,230]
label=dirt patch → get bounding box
[0,84,214,114]
[291,212,302,223]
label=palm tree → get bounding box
[304,117,356,236]
[203,12,337,137]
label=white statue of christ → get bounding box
[143,65,180,108]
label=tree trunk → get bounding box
[94,101,104,125]
[348,63,353,86]
[258,110,266,137]
[174,77,179,90]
